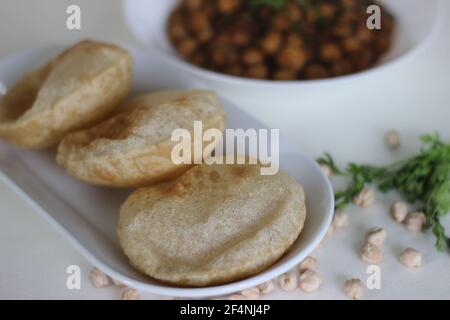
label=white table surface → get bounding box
[0,0,449,300]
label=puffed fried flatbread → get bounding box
[56,90,227,188]
[118,163,306,287]
[0,40,133,149]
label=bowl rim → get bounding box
[123,0,446,88]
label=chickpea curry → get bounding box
[167,0,395,81]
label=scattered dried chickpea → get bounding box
[90,267,111,288]
[344,278,364,300]
[121,287,140,300]
[365,227,387,246]
[390,201,409,223]
[405,212,426,232]
[353,187,375,208]
[240,287,260,300]
[360,242,383,264]
[228,294,246,300]
[385,130,401,150]
[298,256,317,273]
[399,248,422,268]
[333,210,350,229]
[277,270,298,292]
[298,270,322,293]
[258,280,276,295]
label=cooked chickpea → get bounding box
[169,0,395,81]
[177,38,197,57]
[273,69,297,81]
[188,12,210,33]
[320,43,342,62]
[273,13,290,31]
[242,48,265,65]
[319,3,336,19]
[286,33,304,48]
[224,65,243,77]
[184,0,203,11]
[342,37,361,53]
[232,30,250,46]
[218,0,241,15]
[261,32,283,55]
[305,64,329,79]
[245,65,268,79]
[286,2,303,22]
[168,22,187,41]
[196,28,213,43]
[277,47,307,71]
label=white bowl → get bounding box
[123,0,445,105]
[0,45,334,298]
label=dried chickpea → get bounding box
[399,248,422,268]
[353,187,375,208]
[298,256,317,273]
[121,287,140,300]
[390,201,409,223]
[365,227,387,246]
[344,278,364,300]
[360,242,383,264]
[277,271,298,292]
[298,270,322,293]
[405,212,426,232]
[90,267,111,288]
[258,280,276,295]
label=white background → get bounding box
[0,0,449,299]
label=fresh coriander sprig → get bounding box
[319,133,450,252]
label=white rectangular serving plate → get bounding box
[0,46,332,297]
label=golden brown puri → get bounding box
[118,163,306,287]
[56,90,227,188]
[0,40,133,149]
